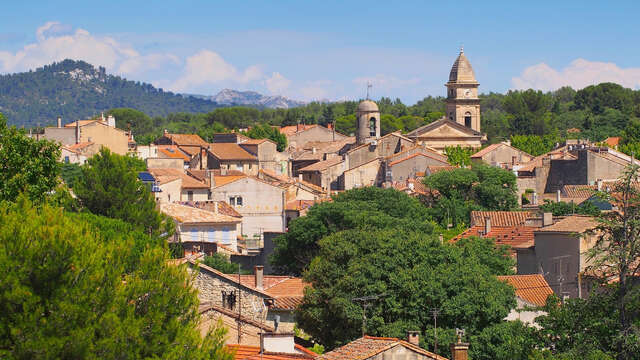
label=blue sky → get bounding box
[1,1,640,103]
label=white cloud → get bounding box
[512,59,640,91]
[264,72,291,94]
[0,22,177,76]
[170,50,264,92]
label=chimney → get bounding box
[254,265,264,290]
[450,330,469,360]
[297,123,301,132]
[75,120,80,144]
[532,191,538,205]
[597,179,603,191]
[57,116,62,128]
[407,331,419,346]
[312,147,317,154]
[556,189,561,203]
[298,174,303,182]
[163,129,168,135]
[512,155,517,166]
[543,212,553,227]
[107,115,115,128]
[260,332,296,354]
[209,170,215,189]
[484,216,491,235]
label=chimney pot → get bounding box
[57,116,62,128]
[543,212,553,227]
[450,341,470,360]
[407,331,420,346]
[255,265,264,290]
[597,179,603,191]
[556,189,561,203]
[298,174,303,182]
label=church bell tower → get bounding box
[445,47,481,132]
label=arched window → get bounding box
[369,117,376,137]
[464,111,472,128]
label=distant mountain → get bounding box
[0,59,222,127]
[187,89,306,109]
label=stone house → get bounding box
[210,175,286,238]
[387,152,449,183]
[471,142,533,168]
[208,143,259,175]
[345,132,414,170]
[40,115,131,156]
[517,215,599,299]
[148,168,212,202]
[280,124,348,150]
[161,202,242,254]
[343,158,382,190]
[497,274,554,327]
[320,334,453,360]
[60,144,88,165]
[298,157,346,191]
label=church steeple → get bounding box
[445,48,481,132]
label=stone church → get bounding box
[406,48,486,151]
[296,49,486,191]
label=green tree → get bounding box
[60,162,83,188]
[444,146,474,167]
[0,113,60,202]
[245,123,287,151]
[0,196,233,360]
[203,253,250,274]
[469,321,538,360]
[74,148,170,236]
[107,107,154,136]
[539,199,601,216]
[296,231,515,354]
[271,187,433,275]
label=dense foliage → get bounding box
[244,123,288,151]
[203,253,250,274]
[424,164,518,226]
[296,226,515,356]
[0,114,60,202]
[271,187,433,276]
[443,145,473,167]
[74,148,170,237]
[539,199,601,216]
[0,60,223,127]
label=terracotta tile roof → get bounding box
[64,119,100,127]
[470,211,534,227]
[535,215,598,233]
[456,226,535,249]
[149,168,208,188]
[266,278,309,310]
[567,127,581,133]
[517,147,576,173]
[385,145,446,163]
[497,274,554,307]
[227,344,261,359]
[320,336,446,360]
[241,353,316,360]
[157,145,191,161]
[388,152,448,167]
[210,143,257,161]
[241,138,275,145]
[286,200,318,211]
[161,133,208,146]
[214,174,248,188]
[280,124,318,136]
[604,137,621,147]
[160,203,241,224]
[561,184,597,199]
[346,132,414,154]
[67,141,94,151]
[299,157,343,172]
[177,200,242,218]
[471,142,532,159]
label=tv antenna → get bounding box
[366,81,373,100]
[352,293,385,337]
[430,308,441,354]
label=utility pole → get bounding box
[430,308,441,354]
[237,263,242,343]
[352,293,385,337]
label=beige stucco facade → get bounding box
[344,158,382,190]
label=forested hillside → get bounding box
[0,59,221,127]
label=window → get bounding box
[464,112,472,128]
[168,194,171,202]
[369,117,376,137]
[229,196,242,207]
[249,163,253,170]
[449,112,454,121]
[64,156,70,163]
[222,291,236,310]
[187,191,193,201]
[207,190,212,200]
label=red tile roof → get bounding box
[320,336,446,360]
[210,143,257,161]
[157,145,191,161]
[299,157,343,172]
[604,137,621,147]
[67,141,94,151]
[456,226,535,249]
[534,215,598,233]
[561,184,597,199]
[388,152,448,167]
[497,274,554,307]
[280,124,318,136]
[470,211,534,227]
[161,133,208,146]
[471,142,532,159]
[177,200,242,218]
